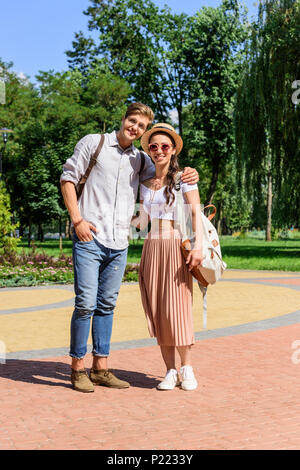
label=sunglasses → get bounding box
[148,143,173,152]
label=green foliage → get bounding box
[17,151,62,225]
[213,159,253,234]
[181,0,249,204]
[0,243,140,286]
[66,0,249,209]
[36,65,131,136]
[67,0,191,127]
[235,0,300,230]
[0,59,131,237]
[0,249,74,287]
[0,181,19,253]
[1,0,299,241]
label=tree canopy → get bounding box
[235,0,300,236]
[0,60,131,243]
[0,0,299,245]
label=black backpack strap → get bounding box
[139,151,145,176]
[135,152,146,208]
[76,134,105,200]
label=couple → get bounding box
[60,102,204,393]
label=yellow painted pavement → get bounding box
[0,288,74,311]
[0,271,296,311]
[221,270,299,279]
[1,276,300,353]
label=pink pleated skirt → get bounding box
[138,228,195,347]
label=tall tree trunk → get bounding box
[37,223,44,242]
[205,158,220,207]
[217,200,223,235]
[266,170,272,241]
[65,217,71,239]
[59,216,63,252]
[28,220,32,247]
[177,93,183,137]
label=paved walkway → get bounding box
[1,270,300,450]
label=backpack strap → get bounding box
[204,204,217,221]
[135,152,146,205]
[198,283,208,329]
[175,170,182,190]
[139,152,145,176]
[174,171,189,241]
[76,134,105,200]
[175,170,208,328]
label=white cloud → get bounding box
[169,108,179,125]
[17,71,31,84]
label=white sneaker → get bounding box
[180,365,198,391]
[157,369,180,390]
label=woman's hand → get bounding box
[130,214,140,229]
[130,201,149,231]
[186,248,204,272]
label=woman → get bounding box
[132,123,204,391]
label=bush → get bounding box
[123,263,139,282]
[0,181,20,254]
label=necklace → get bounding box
[150,187,159,204]
[149,177,164,204]
[153,177,165,188]
[149,182,172,215]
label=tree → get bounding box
[0,181,19,253]
[0,60,132,240]
[181,0,249,205]
[0,59,46,235]
[66,0,193,133]
[66,0,249,212]
[36,64,131,138]
[16,151,62,244]
[235,0,300,239]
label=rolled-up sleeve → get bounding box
[180,180,198,193]
[60,135,94,185]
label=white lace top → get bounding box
[140,180,198,221]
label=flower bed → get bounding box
[0,251,139,287]
[0,251,74,287]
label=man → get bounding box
[60,102,199,393]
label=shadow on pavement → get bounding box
[0,359,160,390]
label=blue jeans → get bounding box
[70,234,128,359]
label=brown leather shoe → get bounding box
[71,369,94,393]
[90,369,130,389]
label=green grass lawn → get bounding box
[1,235,297,288]
[220,236,300,272]
[17,238,143,261]
[17,236,300,271]
[18,239,74,257]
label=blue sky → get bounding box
[0,0,258,84]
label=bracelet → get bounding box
[73,218,84,228]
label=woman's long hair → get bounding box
[149,131,182,206]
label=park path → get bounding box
[1,270,300,450]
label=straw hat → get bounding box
[141,123,183,156]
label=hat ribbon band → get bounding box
[153,125,174,131]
